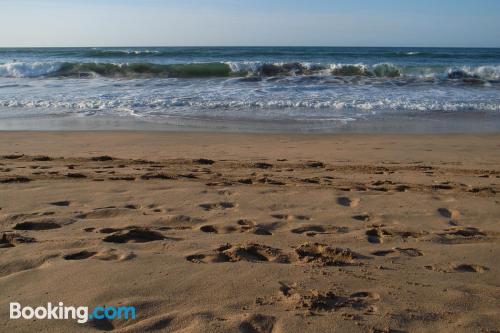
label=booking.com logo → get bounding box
[10,302,136,324]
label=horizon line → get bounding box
[1,45,500,49]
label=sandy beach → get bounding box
[0,131,499,332]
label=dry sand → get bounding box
[0,132,499,333]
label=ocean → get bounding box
[0,46,499,131]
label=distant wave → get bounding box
[87,49,500,60]
[86,49,162,57]
[84,49,438,58]
[2,48,499,60]
[1,61,499,81]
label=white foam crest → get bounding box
[101,49,160,55]
[470,66,500,80]
[447,65,500,80]
[225,61,263,73]
[2,97,499,113]
[328,63,367,70]
[0,62,62,78]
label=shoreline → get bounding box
[1,111,500,133]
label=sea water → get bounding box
[0,47,499,131]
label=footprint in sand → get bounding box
[103,228,167,243]
[91,155,114,162]
[289,289,343,311]
[257,177,285,186]
[239,220,275,235]
[0,233,36,248]
[291,225,327,235]
[352,214,371,222]
[32,156,52,162]
[66,173,87,179]
[337,197,360,208]
[186,244,234,264]
[4,211,55,223]
[199,222,271,235]
[437,208,461,219]
[89,317,114,331]
[225,244,290,263]
[371,249,396,257]
[187,242,364,266]
[76,207,137,219]
[453,264,489,273]
[109,176,136,181]
[432,183,454,190]
[49,200,71,207]
[271,214,310,221]
[14,219,64,230]
[2,154,24,159]
[304,161,325,168]
[253,162,273,169]
[394,184,410,192]
[291,225,349,237]
[199,202,236,211]
[63,250,97,260]
[199,225,219,233]
[186,243,290,264]
[141,172,175,180]
[186,253,229,264]
[124,203,141,210]
[98,227,122,234]
[163,215,206,226]
[445,227,485,237]
[371,247,423,257]
[193,158,215,165]
[366,227,427,244]
[253,226,274,236]
[0,176,31,183]
[217,189,233,196]
[366,228,387,244]
[436,227,489,244]
[237,219,255,230]
[237,219,274,235]
[239,314,276,333]
[349,292,381,312]
[395,247,423,257]
[294,243,359,266]
[277,283,380,313]
[64,249,135,261]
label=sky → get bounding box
[1,0,499,47]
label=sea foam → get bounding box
[0,62,63,78]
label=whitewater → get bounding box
[0,47,499,131]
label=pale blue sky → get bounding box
[1,0,499,47]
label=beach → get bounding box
[1,131,499,332]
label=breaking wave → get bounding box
[0,62,63,78]
[1,61,499,81]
